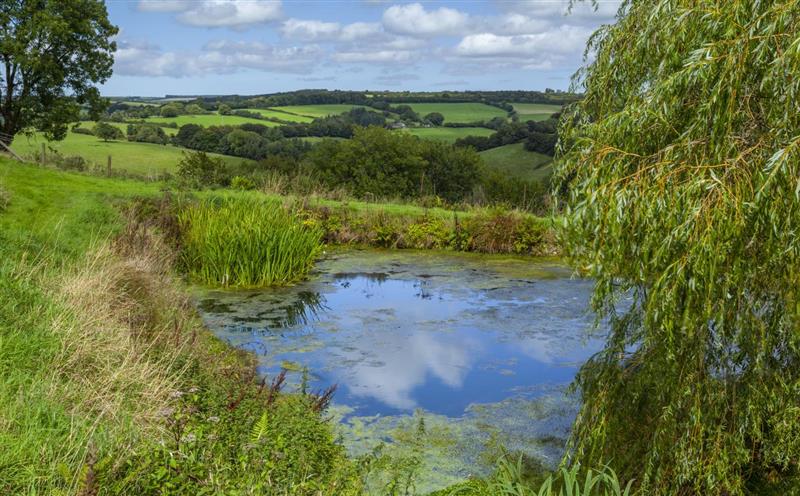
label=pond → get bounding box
[196,249,604,492]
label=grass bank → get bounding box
[0,158,361,494]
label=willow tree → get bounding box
[556,1,800,493]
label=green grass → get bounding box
[511,103,562,121]
[143,112,280,128]
[405,103,508,123]
[243,108,315,123]
[0,159,363,494]
[403,126,494,143]
[269,104,371,119]
[10,130,248,176]
[479,143,553,181]
[178,197,323,287]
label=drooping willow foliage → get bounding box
[556,1,800,494]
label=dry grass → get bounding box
[38,220,208,487]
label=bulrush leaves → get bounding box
[556,1,800,493]
[178,197,323,288]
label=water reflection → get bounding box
[196,250,606,492]
[338,329,474,410]
[197,251,602,417]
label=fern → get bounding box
[250,412,269,442]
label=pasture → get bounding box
[143,112,279,128]
[405,102,507,123]
[10,130,247,176]
[243,108,315,123]
[511,103,562,121]
[270,104,372,118]
[403,126,494,142]
[479,142,553,181]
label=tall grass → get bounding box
[178,197,323,287]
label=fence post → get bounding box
[107,155,112,176]
[41,143,46,165]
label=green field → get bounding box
[270,104,371,119]
[403,126,494,143]
[244,108,314,123]
[511,103,562,121]
[143,112,279,128]
[479,142,553,181]
[405,103,508,123]
[10,130,247,176]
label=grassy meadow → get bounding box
[11,130,247,176]
[405,102,507,123]
[143,112,279,128]
[403,126,494,142]
[243,108,315,123]
[511,103,562,121]
[479,143,554,181]
[270,104,372,118]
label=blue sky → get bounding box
[103,0,620,96]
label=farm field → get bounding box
[479,142,553,181]
[10,130,247,175]
[511,103,562,121]
[403,126,494,142]
[143,112,279,128]
[243,108,314,123]
[270,104,372,118]
[405,102,507,123]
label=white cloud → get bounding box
[497,0,621,24]
[340,22,382,41]
[382,3,469,37]
[114,39,320,77]
[333,50,415,63]
[281,19,341,41]
[456,26,591,58]
[137,0,282,29]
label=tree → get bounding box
[0,0,118,145]
[126,123,168,145]
[160,104,181,118]
[218,104,232,115]
[424,112,445,126]
[184,103,208,115]
[556,1,800,494]
[93,122,123,142]
[176,151,229,189]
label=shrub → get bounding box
[126,123,168,145]
[176,151,229,189]
[230,175,256,190]
[177,197,323,287]
[71,125,94,136]
[93,122,124,141]
[425,112,445,126]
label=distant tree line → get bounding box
[455,116,560,156]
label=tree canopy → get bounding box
[0,0,117,144]
[556,1,800,493]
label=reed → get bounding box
[178,197,323,287]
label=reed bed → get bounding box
[178,197,323,287]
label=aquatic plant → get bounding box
[178,196,323,287]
